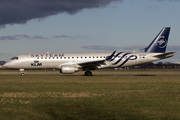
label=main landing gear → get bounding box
[85,71,92,76]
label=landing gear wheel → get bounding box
[85,71,92,76]
[21,73,24,76]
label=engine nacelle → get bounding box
[60,65,78,74]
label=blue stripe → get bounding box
[110,52,123,61]
[112,53,130,65]
[106,51,116,61]
[117,55,137,67]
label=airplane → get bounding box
[3,27,175,76]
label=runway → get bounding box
[0,69,180,78]
[1,75,180,78]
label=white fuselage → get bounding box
[3,27,174,76]
[4,52,161,69]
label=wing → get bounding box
[59,51,115,70]
[77,60,106,70]
[77,51,117,70]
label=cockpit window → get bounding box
[11,57,18,60]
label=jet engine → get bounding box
[60,65,78,74]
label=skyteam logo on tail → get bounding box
[156,36,167,48]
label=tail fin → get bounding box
[144,27,170,53]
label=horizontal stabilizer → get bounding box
[153,52,175,59]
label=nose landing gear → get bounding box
[20,69,25,76]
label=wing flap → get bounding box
[78,60,105,70]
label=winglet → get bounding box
[106,51,116,61]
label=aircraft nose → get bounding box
[3,63,8,68]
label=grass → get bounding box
[0,69,180,76]
[0,70,180,119]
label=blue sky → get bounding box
[0,0,180,62]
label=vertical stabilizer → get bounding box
[145,27,170,53]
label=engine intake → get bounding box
[60,65,78,74]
